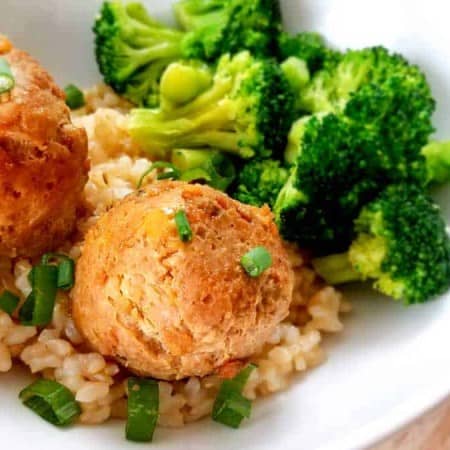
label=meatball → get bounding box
[0,41,88,257]
[72,181,293,380]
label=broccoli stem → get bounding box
[171,149,213,171]
[312,252,361,285]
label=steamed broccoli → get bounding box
[421,140,450,185]
[128,52,294,160]
[312,185,450,304]
[274,114,382,253]
[299,47,436,155]
[277,31,335,74]
[174,0,282,59]
[94,0,282,105]
[94,1,184,106]
[233,159,289,207]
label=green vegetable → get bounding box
[19,379,81,426]
[19,265,58,326]
[0,57,15,94]
[312,185,450,304]
[174,0,282,59]
[241,247,272,277]
[421,140,450,185]
[171,149,236,191]
[174,210,193,242]
[212,363,256,428]
[233,159,289,207]
[299,46,435,158]
[64,84,85,109]
[0,290,19,315]
[160,61,212,107]
[93,0,282,106]
[277,31,334,74]
[126,378,159,442]
[41,253,75,291]
[136,162,181,189]
[280,56,310,111]
[128,51,294,160]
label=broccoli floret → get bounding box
[312,185,450,304]
[277,31,335,74]
[171,148,236,191]
[233,159,289,207]
[94,0,282,105]
[274,113,429,254]
[421,140,450,185]
[128,51,294,160]
[174,0,282,59]
[300,47,435,155]
[94,1,185,106]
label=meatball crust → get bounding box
[0,45,88,257]
[73,181,294,380]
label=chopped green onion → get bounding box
[212,364,256,429]
[0,57,14,94]
[64,84,85,109]
[126,378,159,442]
[0,290,19,315]
[19,265,58,326]
[19,379,81,426]
[174,210,192,242]
[41,253,75,290]
[240,247,272,277]
[137,162,180,189]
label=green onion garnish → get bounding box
[174,210,192,242]
[41,253,75,290]
[126,378,159,442]
[136,162,180,189]
[19,264,58,326]
[0,290,19,315]
[212,364,256,429]
[240,247,272,277]
[19,379,81,426]
[64,84,85,109]
[0,57,14,94]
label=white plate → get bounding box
[1,1,450,449]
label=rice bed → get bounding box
[0,84,350,428]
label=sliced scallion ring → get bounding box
[0,57,14,94]
[64,84,85,109]
[137,162,180,189]
[19,264,58,326]
[212,363,256,428]
[41,253,75,290]
[240,246,272,277]
[126,378,159,442]
[19,379,81,426]
[0,290,19,315]
[174,209,192,242]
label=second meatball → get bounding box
[72,181,294,380]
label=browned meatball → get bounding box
[0,41,88,257]
[72,181,293,380]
